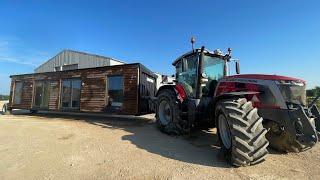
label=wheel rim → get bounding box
[218,114,232,149]
[158,100,171,125]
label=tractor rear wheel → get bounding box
[156,89,188,135]
[216,98,269,166]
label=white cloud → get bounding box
[0,56,38,66]
[0,37,50,67]
[0,37,51,94]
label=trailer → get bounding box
[7,63,156,115]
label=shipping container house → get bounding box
[8,63,156,115]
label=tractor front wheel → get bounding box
[216,98,269,166]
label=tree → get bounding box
[307,89,315,97]
[307,86,320,97]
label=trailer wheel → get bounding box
[1,103,11,115]
[156,89,188,135]
[216,98,269,166]
[264,120,308,152]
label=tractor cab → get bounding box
[172,47,237,99]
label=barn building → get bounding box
[34,50,125,73]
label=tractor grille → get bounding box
[278,83,307,106]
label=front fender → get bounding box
[214,91,259,102]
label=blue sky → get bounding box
[0,0,319,94]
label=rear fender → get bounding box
[213,91,259,104]
[151,85,184,112]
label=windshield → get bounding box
[202,55,225,95]
[203,55,224,81]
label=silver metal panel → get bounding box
[34,50,125,73]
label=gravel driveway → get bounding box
[0,105,320,179]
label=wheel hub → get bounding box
[159,100,171,125]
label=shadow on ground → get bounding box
[8,110,233,168]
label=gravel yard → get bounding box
[0,101,320,180]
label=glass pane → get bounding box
[34,82,43,107]
[203,56,224,81]
[42,82,50,107]
[71,80,81,108]
[176,62,182,78]
[108,76,123,106]
[61,79,81,108]
[13,82,23,104]
[61,80,71,108]
[177,55,198,97]
[202,56,225,95]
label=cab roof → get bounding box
[172,48,225,66]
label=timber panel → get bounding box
[9,63,143,115]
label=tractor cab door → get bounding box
[175,54,199,98]
[201,54,225,96]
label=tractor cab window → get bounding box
[175,61,182,78]
[202,55,225,95]
[176,54,198,97]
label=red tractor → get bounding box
[155,43,320,166]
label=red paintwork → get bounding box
[226,74,306,83]
[175,84,187,102]
[215,81,281,109]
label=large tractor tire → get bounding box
[215,98,269,166]
[264,120,309,153]
[156,89,188,135]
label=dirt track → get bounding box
[0,103,320,179]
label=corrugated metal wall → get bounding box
[35,50,124,73]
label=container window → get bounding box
[34,81,50,108]
[61,79,81,108]
[13,81,23,104]
[107,76,124,107]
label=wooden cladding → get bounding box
[9,63,156,115]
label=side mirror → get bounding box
[236,61,240,74]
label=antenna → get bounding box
[191,37,196,52]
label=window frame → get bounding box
[106,75,124,107]
[176,53,199,98]
[33,80,51,108]
[60,78,82,109]
[13,81,23,105]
